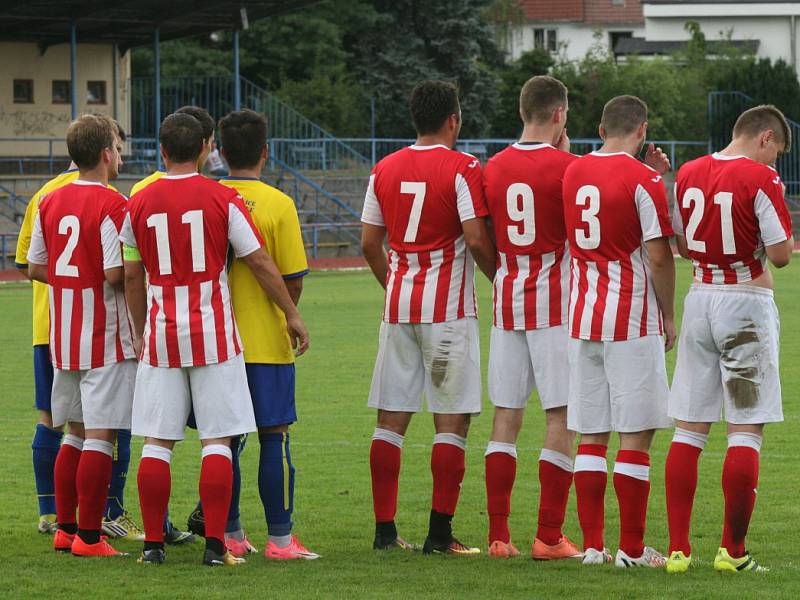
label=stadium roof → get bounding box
[0,1,319,52]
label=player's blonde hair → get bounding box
[733,105,792,154]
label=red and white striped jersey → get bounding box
[361,145,489,323]
[27,180,135,370]
[563,152,674,341]
[119,173,264,367]
[674,153,792,284]
[483,143,576,330]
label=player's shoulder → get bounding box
[130,170,165,196]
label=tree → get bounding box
[490,49,554,137]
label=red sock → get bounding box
[574,444,607,551]
[721,444,759,558]
[666,442,702,555]
[137,452,171,543]
[370,437,402,523]
[199,450,233,544]
[614,450,650,558]
[54,438,82,527]
[76,445,113,532]
[536,453,573,546]
[431,436,466,515]
[485,449,516,543]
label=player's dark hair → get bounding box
[601,95,648,137]
[733,105,792,154]
[520,75,568,124]
[66,113,116,170]
[159,113,204,164]
[114,121,127,142]
[176,105,215,141]
[218,109,268,169]
[409,80,460,135]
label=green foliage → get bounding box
[490,49,554,138]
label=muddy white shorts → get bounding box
[567,335,671,434]
[488,325,569,410]
[669,283,783,425]
[51,359,136,429]
[131,353,257,440]
[367,318,481,414]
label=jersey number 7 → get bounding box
[400,181,426,243]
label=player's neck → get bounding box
[598,138,638,156]
[719,141,753,159]
[414,134,453,149]
[228,167,261,179]
[518,123,556,145]
[77,166,108,186]
[165,161,198,176]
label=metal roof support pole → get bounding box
[112,43,119,121]
[70,20,78,120]
[233,29,241,111]
[154,26,162,171]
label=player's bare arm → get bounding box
[361,223,389,289]
[285,277,304,306]
[241,248,309,355]
[674,233,690,259]
[765,236,793,268]
[462,217,496,281]
[104,266,124,289]
[123,259,147,355]
[645,236,677,351]
[27,262,48,284]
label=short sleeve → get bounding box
[754,171,792,246]
[361,173,384,226]
[671,182,685,236]
[274,203,309,278]
[118,212,137,248]
[635,175,674,241]
[26,212,48,265]
[15,192,41,267]
[100,215,123,269]
[228,194,264,258]
[455,158,489,222]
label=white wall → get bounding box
[508,22,646,62]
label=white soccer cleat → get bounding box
[582,547,613,565]
[615,546,666,568]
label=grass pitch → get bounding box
[2,260,800,599]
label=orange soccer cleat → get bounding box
[488,540,520,558]
[265,535,320,560]
[53,529,75,552]
[71,535,128,557]
[531,536,583,560]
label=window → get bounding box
[610,30,634,53]
[52,80,71,104]
[87,80,107,104]
[13,79,33,103]
[547,29,558,53]
[534,28,545,50]
[612,0,625,5]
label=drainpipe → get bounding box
[792,14,797,77]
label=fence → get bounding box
[0,233,19,271]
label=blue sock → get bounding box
[32,424,62,516]
[226,435,244,533]
[105,429,131,520]
[259,432,294,537]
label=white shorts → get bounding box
[367,318,481,414]
[567,335,671,434]
[131,354,257,440]
[669,284,783,425]
[51,360,136,429]
[488,325,569,410]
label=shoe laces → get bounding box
[118,512,143,533]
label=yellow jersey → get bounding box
[15,169,80,345]
[129,170,165,196]
[220,177,308,364]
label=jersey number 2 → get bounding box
[146,210,206,275]
[55,215,80,277]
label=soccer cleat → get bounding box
[582,547,613,565]
[615,546,666,568]
[666,550,692,573]
[186,508,205,538]
[102,511,145,542]
[225,535,259,557]
[137,548,166,565]
[203,548,245,566]
[265,536,320,560]
[422,537,481,555]
[531,536,583,561]
[38,514,58,534]
[53,529,75,552]
[713,548,768,573]
[71,535,129,557]
[373,535,419,551]
[488,540,520,558]
[164,521,196,545]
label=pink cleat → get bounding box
[264,535,320,560]
[225,535,258,557]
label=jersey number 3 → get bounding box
[575,185,601,250]
[146,210,207,275]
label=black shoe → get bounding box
[423,536,480,555]
[373,534,419,551]
[202,548,245,566]
[186,508,205,537]
[164,520,196,545]
[137,548,166,564]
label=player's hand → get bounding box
[287,314,310,357]
[663,318,677,352]
[644,143,670,174]
[556,128,570,152]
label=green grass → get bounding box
[2,259,800,599]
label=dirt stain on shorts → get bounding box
[430,338,452,388]
[720,326,760,409]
